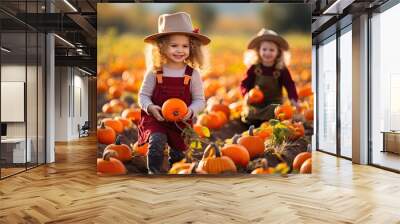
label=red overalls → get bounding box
[137,65,193,151]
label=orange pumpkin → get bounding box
[193,124,208,138]
[298,85,313,99]
[203,79,221,98]
[300,158,312,174]
[97,150,127,175]
[169,160,193,174]
[304,109,314,121]
[225,88,242,103]
[122,108,141,124]
[198,143,237,174]
[177,162,208,174]
[229,102,243,113]
[248,86,264,104]
[214,111,228,127]
[97,122,116,145]
[177,163,196,174]
[102,118,124,134]
[208,100,230,119]
[97,80,108,93]
[197,112,222,130]
[221,135,250,167]
[109,99,126,113]
[108,85,123,99]
[122,70,134,81]
[104,136,132,162]
[124,78,136,92]
[115,117,132,129]
[274,105,293,120]
[107,78,122,87]
[161,98,188,122]
[251,159,274,174]
[132,142,149,156]
[289,122,305,141]
[102,103,114,114]
[254,125,273,141]
[110,61,127,76]
[238,125,265,159]
[293,152,312,170]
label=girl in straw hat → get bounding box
[137,12,210,174]
[240,28,298,127]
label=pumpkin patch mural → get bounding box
[97,3,313,175]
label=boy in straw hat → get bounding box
[240,28,298,127]
[137,12,210,174]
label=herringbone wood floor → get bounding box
[0,136,399,224]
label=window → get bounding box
[0,2,46,179]
[370,3,400,171]
[317,35,337,154]
[339,28,352,158]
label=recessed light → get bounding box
[1,47,11,53]
[54,34,75,48]
[63,0,78,12]
[78,67,93,76]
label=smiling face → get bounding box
[258,41,280,66]
[163,34,190,65]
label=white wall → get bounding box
[54,67,89,141]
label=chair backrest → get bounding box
[82,121,90,129]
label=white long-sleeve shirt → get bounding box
[138,65,206,117]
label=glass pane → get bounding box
[311,45,317,151]
[27,30,38,169]
[317,36,337,154]
[38,33,45,165]
[371,4,400,171]
[1,30,27,177]
[339,29,352,158]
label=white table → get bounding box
[1,138,32,163]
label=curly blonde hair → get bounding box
[243,40,290,71]
[145,34,208,72]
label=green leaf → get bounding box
[269,119,280,126]
[190,141,198,149]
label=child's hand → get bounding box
[290,100,301,112]
[148,104,165,122]
[182,108,193,121]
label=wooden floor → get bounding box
[1,167,26,177]
[0,136,399,223]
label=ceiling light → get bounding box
[54,34,75,48]
[323,0,342,15]
[78,67,93,76]
[63,0,78,12]
[1,47,11,53]
[322,0,355,15]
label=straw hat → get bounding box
[144,12,210,45]
[247,28,289,51]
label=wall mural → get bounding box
[97,3,313,176]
